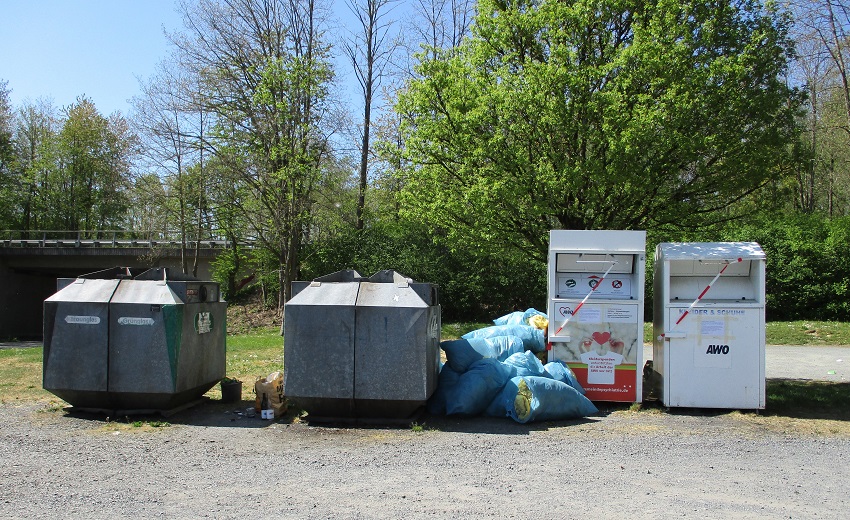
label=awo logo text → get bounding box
[705,344,730,355]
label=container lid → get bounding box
[45,278,121,303]
[312,269,364,283]
[658,242,765,261]
[549,230,646,253]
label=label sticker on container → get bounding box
[700,320,725,336]
[195,312,213,334]
[64,315,100,325]
[118,317,155,326]
[580,351,624,385]
[577,307,602,323]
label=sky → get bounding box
[0,0,385,121]
[1,1,187,116]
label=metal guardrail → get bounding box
[0,230,238,249]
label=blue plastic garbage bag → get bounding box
[444,358,513,416]
[427,363,462,415]
[441,336,524,373]
[543,361,585,395]
[462,325,546,353]
[493,308,547,326]
[493,311,525,326]
[487,376,598,423]
[502,351,547,378]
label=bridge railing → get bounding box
[0,230,242,249]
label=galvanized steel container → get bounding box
[284,270,440,420]
[43,267,226,412]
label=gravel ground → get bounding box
[1,399,848,519]
[1,346,848,519]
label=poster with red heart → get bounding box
[549,302,640,402]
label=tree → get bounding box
[56,97,132,233]
[812,87,850,215]
[789,0,850,215]
[128,172,171,234]
[367,0,476,223]
[790,22,832,212]
[407,0,474,59]
[802,1,850,137]
[395,0,801,261]
[132,59,208,274]
[0,81,12,173]
[0,80,16,228]
[344,0,400,230]
[171,0,334,321]
[11,98,60,234]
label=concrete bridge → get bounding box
[0,231,231,340]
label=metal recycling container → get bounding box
[43,267,226,412]
[652,242,766,409]
[283,270,441,420]
[547,230,646,403]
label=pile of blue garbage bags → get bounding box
[428,309,598,423]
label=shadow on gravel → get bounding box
[60,397,279,429]
[55,379,850,429]
[172,405,601,433]
[415,414,599,434]
[764,378,850,421]
[167,397,283,428]
[615,378,850,422]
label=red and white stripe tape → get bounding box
[660,257,743,338]
[553,261,618,337]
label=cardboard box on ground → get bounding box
[254,371,287,418]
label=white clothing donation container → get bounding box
[652,242,766,409]
[547,230,646,402]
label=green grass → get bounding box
[765,321,850,345]
[441,322,493,340]
[643,321,850,345]
[0,329,285,404]
[208,328,283,400]
[765,380,850,420]
[0,347,50,403]
[131,420,171,428]
[4,322,850,424]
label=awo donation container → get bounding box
[547,230,646,402]
[652,242,766,409]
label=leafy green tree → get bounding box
[722,212,850,320]
[55,97,132,233]
[0,80,16,228]
[395,0,801,262]
[132,59,210,274]
[301,218,547,320]
[172,0,335,320]
[128,173,172,234]
[812,87,850,215]
[789,0,850,216]
[11,99,60,234]
[0,81,12,173]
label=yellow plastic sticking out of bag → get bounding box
[528,315,548,331]
[514,378,533,421]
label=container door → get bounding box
[109,281,182,394]
[550,302,641,402]
[43,278,120,393]
[665,306,763,408]
[283,283,359,403]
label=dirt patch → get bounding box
[225,288,280,334]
